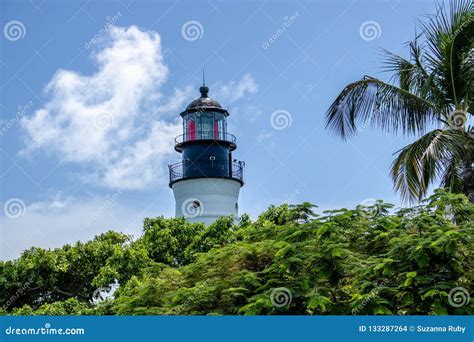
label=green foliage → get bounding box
[0,231,129,310]
[0,215,242,313]
[12,298,88,315]
[141,217,204,267]
[1,190,472,316]
[256,202,317,226]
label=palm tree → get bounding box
[325,0,474,203]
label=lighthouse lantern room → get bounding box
[169,84,244,225]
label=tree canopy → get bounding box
[1,190,472,315]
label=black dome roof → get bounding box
[186,85,222,110]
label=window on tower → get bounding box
[184,115,196,140]
[183,112,227,142]
[214,113,226,140]
[200,113,214,139]
[192,200,201,209]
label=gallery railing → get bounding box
[169,160,244,185]
[174,131,237,150]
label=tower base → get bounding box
[172,178,241,225]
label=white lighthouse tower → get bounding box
[169,84,244,225]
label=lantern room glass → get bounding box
[183,112,227,141]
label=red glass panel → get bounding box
[189,120,195,140]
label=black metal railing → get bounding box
[175,131,237,146]
[169,160,244,185]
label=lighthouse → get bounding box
[169,83,244,225]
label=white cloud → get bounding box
[153,85,194,117]
[20,26,182,190]
[212,73,258,104]
[28,192,73,212]
[97,121,179,189]
[20,26,258,190]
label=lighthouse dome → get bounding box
[186,85,222,110]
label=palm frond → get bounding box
[420,0,474,104]
[391,129,473,203]
[381,43,447,109]
[381,49,421,91]
[325,0,474,203]
[325,77,439,139]
[440,156,465,193]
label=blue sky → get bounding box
[1,0,443,260]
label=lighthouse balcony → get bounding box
[174,131,237,152]
[169,160,244,187]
